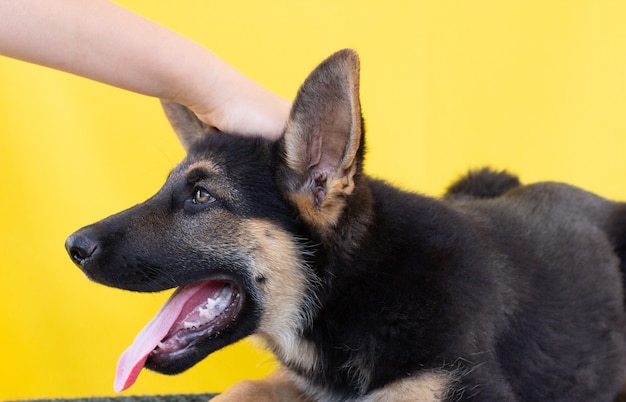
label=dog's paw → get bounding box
[209,380,281,402]
[210,371,310,402]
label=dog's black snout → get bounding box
[65,232,98,266]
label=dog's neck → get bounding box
[259,175,377,389]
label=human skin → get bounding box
[0,0,290,139]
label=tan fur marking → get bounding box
[364,372,453,402]
[288,163,357,236]
[243,219,320,372]
[180,159,243,204]
[211,369,311,402]
[182,159,222,177]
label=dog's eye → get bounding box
[192,187,215,205]
[182,186,217,213]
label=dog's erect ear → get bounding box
[279,49,363,233]
[160,100,218,152]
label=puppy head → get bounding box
[66,49,365,389]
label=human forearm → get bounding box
[0,0,191,98]
[0,0,289,138]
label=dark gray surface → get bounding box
[13,394,217,402]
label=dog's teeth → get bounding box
[198,286,232,318]
[220,286,232,298]
[182,286,233,328]
[207,297,219,309]
[199,299,217,318]
[183,321,198,330]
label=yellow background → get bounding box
[1,1,626,399]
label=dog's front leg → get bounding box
[210,369,311,402]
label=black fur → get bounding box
[446,168,521,199]
[66,50,626,401]
[287,173,626,401]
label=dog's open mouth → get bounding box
[114,280,241,392]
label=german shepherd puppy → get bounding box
[66,49,626,401]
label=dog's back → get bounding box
[440,178,626,400]
[296,172,626,400]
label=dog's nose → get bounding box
[65,233,98,266]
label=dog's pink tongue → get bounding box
[114,283,206,392]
